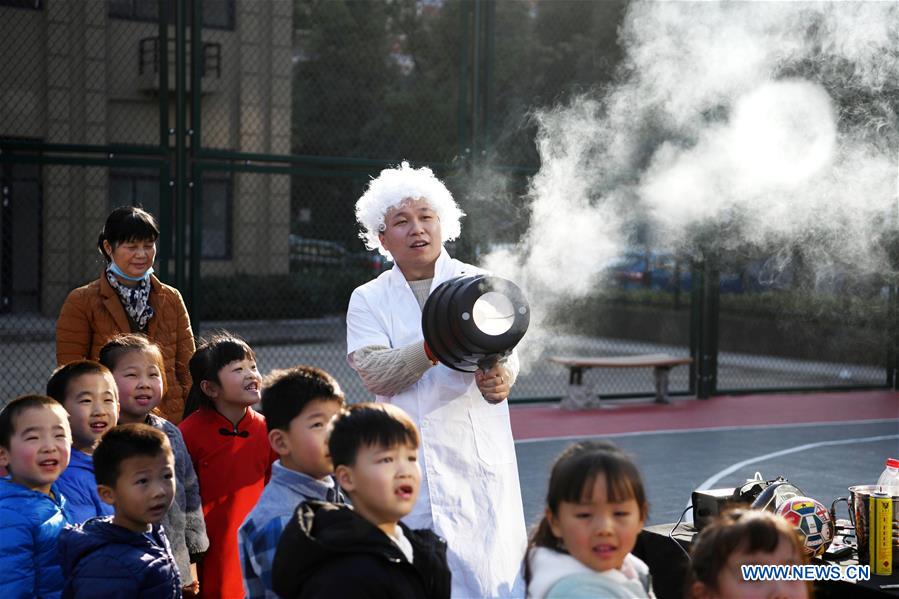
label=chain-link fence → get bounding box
[0,0,895,408]
[0,162,168,399]
[189,167,362,399]
[715,252,894,392]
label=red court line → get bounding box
[510,390,899,441]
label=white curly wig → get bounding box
[355,161,465,260]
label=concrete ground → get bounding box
[511,391,899,527]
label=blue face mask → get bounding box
[107,260,154,282]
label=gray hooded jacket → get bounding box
[147,414,209,585]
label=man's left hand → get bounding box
[475,364,512,404]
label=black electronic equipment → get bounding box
[690,473,804,531]
[692,487,750,531]
[823,541,852,560]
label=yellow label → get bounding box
[870,495,892,575]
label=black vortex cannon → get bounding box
[421,274,530,372]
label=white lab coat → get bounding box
[346,248,527,599]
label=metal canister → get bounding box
[870,491,893,575]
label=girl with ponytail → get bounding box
[179,333,276,599]
[525,440,654,598]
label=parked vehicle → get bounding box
[607,250,692,292]
[289,235,390,275]
[349,250,391,275]
[289,235,347,267]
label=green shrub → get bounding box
[552,286,892,335]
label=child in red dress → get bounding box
[179,334,275,599]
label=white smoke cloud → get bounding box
[641,78,841,243]
[485,0,898,369]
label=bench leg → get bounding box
[653,367,672,404]
[569,366,583,386]
[560,367,603,410]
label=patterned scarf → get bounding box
[106,267,155,330]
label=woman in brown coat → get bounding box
[56,206,195,423]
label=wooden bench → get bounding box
[549,354,693,409]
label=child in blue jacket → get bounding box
[46,360,119,523]
[0,395,74,598]
[59,424,181,598]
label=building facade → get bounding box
[0,0,292,316]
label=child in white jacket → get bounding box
[525,440,655,599]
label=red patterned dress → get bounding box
[180,406,275,599]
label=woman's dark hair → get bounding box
[524,440,649,587]
[97,205,160,262]
[182,333,256,419]
[686,508,808,597]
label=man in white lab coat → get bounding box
[346,162,527,598]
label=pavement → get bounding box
[510,390,899,440]
[512,390,899,526]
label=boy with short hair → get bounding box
[271,402,451,599]
[0,395,73,598]
[238,365,347,599]
[58,423,181,597]
[99,333,209,597]
[46,360,120,523]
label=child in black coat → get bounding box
[272,403,450,599]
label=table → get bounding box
[634,522,899,599]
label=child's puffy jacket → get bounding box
[0,478,72,598]
[146,414,208,587]
[272,501,451,599]
[55,449,114,524]
[58,516,181,598]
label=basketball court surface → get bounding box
[512,390,899,527]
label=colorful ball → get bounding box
[776,496,834,557]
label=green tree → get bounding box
[292,0,399,158]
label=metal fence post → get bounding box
[191,164,204,332]
[482,0,495,162]
[458,1,471,162]
[691,255,720,399]
[188,0,203,330]
[889,279,898,390]
[891,215,899,390]
[174,0,188,298]
[156,0,172,284]
[471,0,481,161]
[158,162,172,282]
[689,260,699,395]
